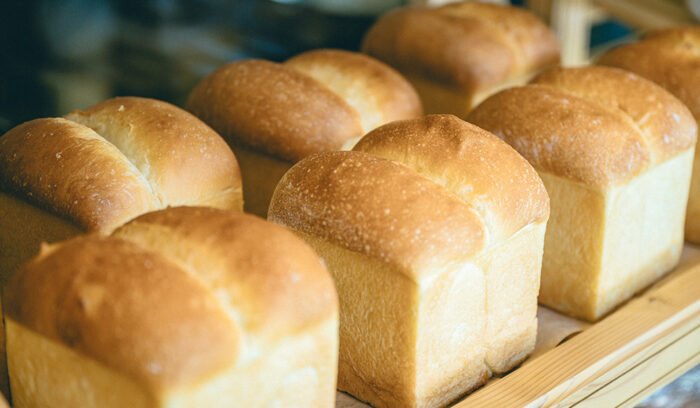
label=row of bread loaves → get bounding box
[2,2,699,408]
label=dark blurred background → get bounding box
[0,0,644,135]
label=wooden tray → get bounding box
[339,244,700,408]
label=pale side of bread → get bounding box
[598,27,700,242]
[362,1,560,117]
[468,66,696,320]
[6,207,338,407]
[186,50,423,216]
[270,117,549,408]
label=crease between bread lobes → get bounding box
[361,1,560,117]
[0,96,243,234]
[467,65,696,321]
[268,115,549,408]
[5,207,339,407]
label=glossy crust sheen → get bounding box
[186,59,363,163]
[0,118,157,232]
[66,97,242,209]
[0,97,243,233]
[6,207,337,390]
[285,49,423,133]
[362,2,560,92]
[5,236,239,390]
[468,66,697,188]
[269,151,486,280]
[598,27,700,119]
[354,114,549,245]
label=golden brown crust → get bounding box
[598,27,700,119]
[65,97,242,210]
[186,59,363,163]
[5,236,239,390]
[532,66,696,163]
[268,151,486,280]
[468,66,696,188]
[284,49,423,133]
[114,207,337,340]
[0,118,157,232]
[361,2,560,93]
[353,114,549,244]
[6,207,337,391]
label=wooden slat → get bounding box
[454,262,700,408]
[573,325,700,407]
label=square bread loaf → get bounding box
[5,207,338,407]
[0,97,243,398]
[362,1,560,118]
[186,49,423,217]
[469,66,697,321]
[599,27,700,243]
[269,115,549,408]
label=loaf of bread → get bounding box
[5,207,338,408]
[468,66,697,321]
[598,27,700,243]
[269,115,549,408]
[362,1,560,118]
[186,49,423,217]
[0,96,243,283]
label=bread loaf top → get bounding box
[598,26,700,119]
[468,66,697,188]
[269,151,486,280]
[270,116,550,279]
[5,207,336,390]
[0,97,242,233]
[186,50,423,163]
[362,2,560,93]
[354,114,549,245]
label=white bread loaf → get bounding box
[186,49,423,217]
[269,115,549,408]
[0,96,243,281]
[468,66,697,321]
[5,207,338,408]
[362,1,560,118]
[0,97,243,397]
[599,27,700,243]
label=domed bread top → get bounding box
[0,118,158,232]
[65,97,242,210]
[354,114,549,246]
[5,236,239,390]
[187,59,362,163]
[362,2,560,92]
[598,27,700,119]
[468,66,697,189]
[269,151,486,280]
[284,49,423,133]
[186,52,423,163]
[6,207,336,390]
[531,67,696,164]
[113,207,337,341]
[0,97,243,233]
